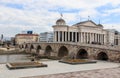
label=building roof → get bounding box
[73,20,97,26]
[97,24,103,27]
[16,34,39,36]
[73,20,103,28]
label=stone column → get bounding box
[102,34,104,44]
[96,34,98,43]
[58,31,60,42]
[95,33,96,42]
[54,31,55,42]
[84,32,86,43]
[87,33,89,44]
[65,32,67,42]
[68,32,70,42]
[75,32,77,42]
[101,34,103,44]
[62,31,64,42]
[90,33,91,43]
[81,32,83,43]
[54,31,57,42]
[72,32,73,42]
[99,34,101,44]
[79,32,81,42]
[91,33,92,43]
[86,33,88,43]
[85,33,87,43]
[83,32,84,43]
[84,32,85,43]
[86,33,87,43]
[104,34,106,45]
[95,34,97,42]
[98,34,100,43]
[98,34,99,43]
[94,33,96,42]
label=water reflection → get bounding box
[0,54,30,64]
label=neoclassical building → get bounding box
[53,18,120,45]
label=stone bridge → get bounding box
[20,42,120,62]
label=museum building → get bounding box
[53,18,119,45]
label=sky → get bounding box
[0,0,120,37]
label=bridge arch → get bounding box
[30,44,34,52]
[58,46,69,57]
[19,45,22,49]
[21,45,24,49]
[25,44,28,49]
[45,45,52,56]
[97,52,108,61]
[36,45,41,54]
[76,48,88,59]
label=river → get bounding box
[0,54,30,64]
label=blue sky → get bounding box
[0,0,120,37]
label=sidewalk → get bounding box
[0,61,119,78]
[23,67,120,78]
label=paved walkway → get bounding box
[23,67,120,78]
[0,61,119,78]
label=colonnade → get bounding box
[54,31,105,44]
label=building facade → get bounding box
[114,31,120,45]
[39,32,53,42]
[105,29,120,46]
[15,34,39,45]
[53,18,120,46]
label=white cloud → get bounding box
[104,24,120,31]
[0,0,120,37]
[104,8,120,16]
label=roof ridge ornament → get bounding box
[88,16,90,21]
[60,13,63,18]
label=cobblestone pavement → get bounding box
[23,67,120,78]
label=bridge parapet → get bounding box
[27,42,120,51]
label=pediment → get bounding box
[74,20,97,27]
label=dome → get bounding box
[97,24,103,27]
[56,18,66,25]
[115,31,119,35]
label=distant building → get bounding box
[105,29,120,46]
[11,37,16,46]
[39,32,53,42]
[15,33,39,45]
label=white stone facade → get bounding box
[53,18,107,45]
[53,18,120,46]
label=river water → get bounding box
[0,54,30,64]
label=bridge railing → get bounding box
[27,42,120,51]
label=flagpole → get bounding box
[88,16,90,20]
[60,13,63,18]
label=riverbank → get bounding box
[0,47,26,55]
[0,54,30,64]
